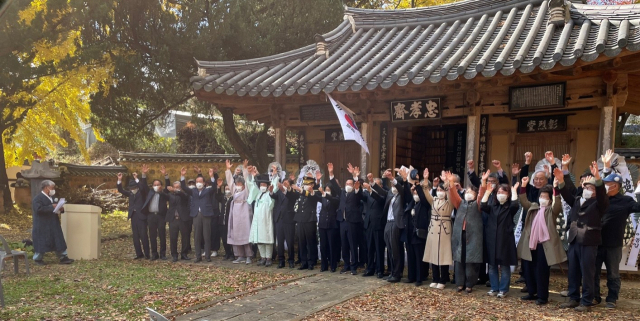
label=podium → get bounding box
[60,204,102,260]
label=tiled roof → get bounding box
[59,163,128,177]
[191,0,640,98]
[118,152,299,163]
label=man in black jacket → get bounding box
[215,182,235,260]
[318,183,340,272]
[163,166,191,262]
[117,172,150,259]
[330,163,363,275]
[555,160,609,312]
[271,179,297,268]
[141,164,169,260]
[374,169,406,283]
[361,175,387,278]
[293,175,322,270]
[595,151,640,308]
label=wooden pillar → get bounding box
[465,115,478,188]
[599,71,617,156]
[271,104,287,166]
[359,102,373,178]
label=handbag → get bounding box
[415,228,428,239]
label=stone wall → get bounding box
[14,187,31,208]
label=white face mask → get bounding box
[345,185,354,193]
[582,189,594,199]
[325,191,331,196]
[196,182,204,190]
[305,185,313,191]
[496,194,508,204]
[490,184,496,190]
[235,185,243,192]
[605,185,610,193]
[539,198,550,207]
[260,186,267,193]
[413,194,420,202]
[188,185,196,189]
[465,193,475,201]
[391,187,398,195]
[436,191,446,199]
[153,186,161,192]
[49,189,56,197]
[225,190,232,196]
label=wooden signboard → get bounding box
[509,82,566,111]
[517,115,568,133]
[299,104,337,122]
[390,98,441,122]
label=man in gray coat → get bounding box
[32,180,73,265]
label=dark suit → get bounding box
[215,189,234,258]
[362,188,386,275]
[181,176,219,260]
[318,194,340,271]
[118,178,150,258]
[406,184,431,283]
[142,176,169,258]
[164,178,190,259]
[375,177,405,279]
[32,192,67,257]
[271,189,297,264]
[332,178,364,272]
[293,189,321,267]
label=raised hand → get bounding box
[444,171,454,183]
[511,163,520,176]
[316,170,322,181]
[212,167,218,175]
[553,178,559,188]
[524,152,532,165]
[367,173,374,183]
[167,186,174,192]
[467,160,474,171]
[268,185,274,193]
[209,168,215,177]
[543,165,550,177]
[545,151,555,164]
[440,170,446,182]
[353,166,361,178]
[226,159,232,170]
[243,159,249,168]
[277,182,283,191]
[327,163,334,174]
[562,154,572,168]
[601,149,614,168]
[553,168,564,183]
[141,164,149,174]
[590,161,601,180]
[347,163,355,174]
[521,176,529,187]
[491,160,502,170]
[512,182,520,194]
[117,172,123,180]
[289,174,296,182]
[132,172,138,180]
[481,170,491,182]
[423,168,429,180]
[160,165,166,176]
[193,165,201,174]
[180,167,187,177]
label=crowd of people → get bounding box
[111,150,638,312]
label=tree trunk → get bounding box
[616,112,630,147]
[0,133,13,212]
[220,107,270,171]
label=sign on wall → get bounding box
[324,125,362,143]
[478,115,489,173]
[516,115,568,133]
[390,98,441,122]
[298,131,306,169]
[300,104,337,122]
[454,129,466,177]
[379,122,389,175]
[510,82,566,111]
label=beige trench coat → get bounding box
[422,188,454,266]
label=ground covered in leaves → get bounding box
[0,209,297,320]
[307,272,640,321]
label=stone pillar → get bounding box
[598,106,615,156]
[274,126,287,167]
[359,108,373,178]
[465,115,478,187]
[21,160,61,204]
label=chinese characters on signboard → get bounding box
[510,82,566,111]
[325,129,345,142]
[478,115,489,173]
[454,130,466,177]
[516,115,567,133]
[390,98,441,122]
[298,131,306,169]
[299,104,337,122]
[379,122,389,175]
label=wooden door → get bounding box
[513,132,572,167]
[325,142,361,186]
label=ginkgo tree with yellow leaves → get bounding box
[0,0,113,209]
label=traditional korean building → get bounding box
[190,0,640,184]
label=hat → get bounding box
[603,173,623,185]
[127,180,139,188]
[254,174,271,186]
[187,179,196,184]
[583,177,597,186]
[302,176,315,185]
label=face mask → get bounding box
[496,194,508,204]
[189,185,196,189]
[391,187,398,195]
[196,182,204,189]
[260,186,267,193]
[582,189,594,199]
[345,186,354,193]
[173,187,181,192]
[539,198,549,207]
[465,193,475,201]
[490,184,496,190]
[235,185,242,192]
[225,190,231,196]
[131,189,139,195]
[49,189,56,197]
[605,185,611,193]
[413,195,420,202]
[153,186,161,192]
[305,185,312,191]
[436,191,446,199]
[325,191,331,196]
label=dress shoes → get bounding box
[205,258,212,262]
[289,262,295,268]
[278,261,285,268]
[265,259,273,267]
[339,268,349,274]
[59,256,74,264]
[330,268,336,273]
[34,260,46,266]
[320,268,328,272]
[387,276,401,283]
[194,258,202,263]
[133,255,145,260]
[362,271,375,277]
[172,256,178,262]
[160,255,167,260]
[181,255,192,260]
[521,295,538,301]
[415,282,423,287]
[350,270,357,275]
[377,273,384,279]
[298,265,309,270]
[308,265,314,270]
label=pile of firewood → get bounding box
[64,183,128,213]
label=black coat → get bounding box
[181,177,219,217]
[405,185,431,245]
[270,189,294,224]
[293,190,321,223]
[318,194,340,229]
[142,176,169,218]
[333,177,364,223]
[601,193,640,247]
[215,189,234,226]
[559,173,609,246]
[481,196,519,266]
[375,176,406,229]
[164,179,190,222]
[362,189,386,231]
[117,179,147,221]
[31,192,67,254]
[469,170,509,189]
